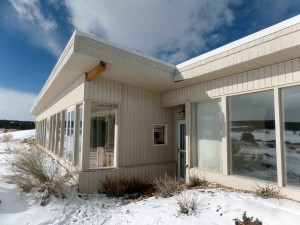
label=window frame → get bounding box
[89,103,118,169]
[153,123,168,146]
[227,89,278,183]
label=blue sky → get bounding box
[0,0,300,121]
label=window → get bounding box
[281,86,300,187]
[57,112,62,157]
[62,110,67,159]
[153,124,167,146]
[90,103,116,168]
[45,118,50,149]
[191,98,222,173]
[50,115,56,152]
[229,90,277,182]
[65,109,75,163]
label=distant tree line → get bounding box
[231,120,275,130]
[0,120,35,130]
[231,120,300,131]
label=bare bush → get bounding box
[152,173,182,198]
[254,183,284,199]
[101,177,147,197]
[22,138,37,146]
[5,148,72,205]
[234,211,263,225]
[1,133,13,142]
[176,192,197,215]
[187,175,207,188]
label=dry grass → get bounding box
[101,177,148,197]
[187,175,207,188]
[1,133,13,142]
[152,173,182,198]
[22,138,37,146]
[176,192,197,215]
[5,147,72,205]
[254,183,284,199]
[234,211,263,225]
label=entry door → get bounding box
[177,120,186,180]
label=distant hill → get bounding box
[0,120,35,130]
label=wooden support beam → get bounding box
[86,61,106,81]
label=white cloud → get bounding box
[0,87,36,121]
[8,0,63,56]
[64,0,235,64]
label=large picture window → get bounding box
[229,90,277,182]
[191,98,223,173]
[281,86,300,187]
[90,103,116,168]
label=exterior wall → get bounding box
[163,57,300,106]
[162,57,300,201]
[79,163,175,193]
[174,22,300,81]
[78,76,176,193]
[84,75,122,103]
[36,75,85,121]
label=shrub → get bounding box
[22,138,36,146]
[101,177,147,197]
[187,175,207,188]
[1,133,13,142]
[176,192,197,215]
[234,211,263,225]
[254,183,283,199]
[241,133,257,145]
[152,173,182,198]
[5,148,72,205]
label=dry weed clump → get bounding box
[187,175,207,188]
[1,133,13,142]
[234,211,263,225]
[254,183,284,199]
[22,138,37,146]
[5,148,72,205]
[152,173,182,198]
[176,192,197,215]
[101,177,147,197]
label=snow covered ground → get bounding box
[1,130,300,224]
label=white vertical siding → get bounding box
[79,77,176,193]
[162,57,300,106]
[174,25,300,82]
[85,76,122,103]
[79,162,176,193]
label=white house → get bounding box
[31,15,300,201]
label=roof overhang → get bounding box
[31,15,300,115]
[30,30,177,115]
[173,14,300,87]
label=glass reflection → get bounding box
[282,86,300,187]
[229,90,277,182]
[191,98,222,173]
